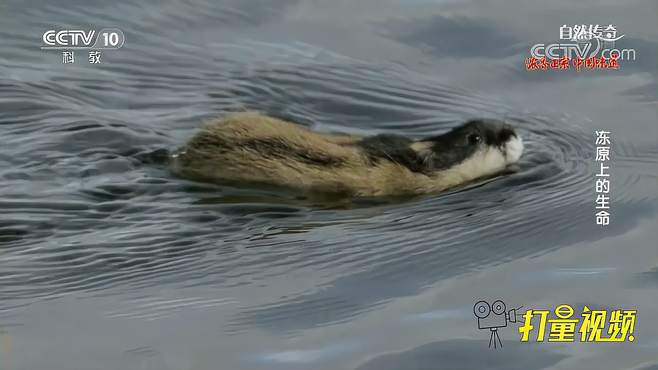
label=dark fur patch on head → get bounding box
[457,119,516,147]
[419,118,515,171]
[356,134,428,173]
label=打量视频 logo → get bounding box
[474,300,637,349]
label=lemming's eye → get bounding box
[467,133,481,145]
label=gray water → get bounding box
[1,0,657,369]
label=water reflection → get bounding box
[355,339,567,370]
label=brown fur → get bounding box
[171,113,504,196]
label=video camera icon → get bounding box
[473,300,520,349]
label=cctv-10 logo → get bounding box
[474,300,637,349]
[41,28,125,49]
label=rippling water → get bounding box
[1,0,657,369]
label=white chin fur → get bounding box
[504,135,524,164]
[435,135,524,187]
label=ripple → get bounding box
[104,296,237,320]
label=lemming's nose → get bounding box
[498,124,516,142]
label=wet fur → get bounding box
[171,113,519,197]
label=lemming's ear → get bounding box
[410,141,432,154]
[410,141,435,169]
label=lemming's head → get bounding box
[412,118,524,179]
